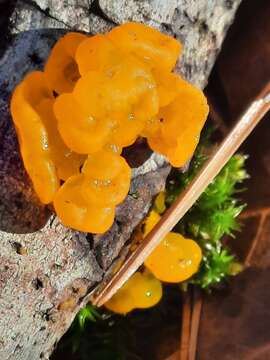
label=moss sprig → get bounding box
[165,131,248,289]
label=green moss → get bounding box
[165,131,248,289]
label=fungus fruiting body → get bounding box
[104,208,202,313]
[11,22,208,234]
[143,210,202,282]
[104,271,163,314]
[10,71,59,204]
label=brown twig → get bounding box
[188,288,203,360]
[244,212,268,266]
[208,101,229,136]
[180,290,192,360]
[239,207,270,219]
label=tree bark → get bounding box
[0,1,241,359]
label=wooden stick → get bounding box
[180,290,192,360]
[92,84,270,307]
[188,288,203,360]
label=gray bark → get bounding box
[0,1,241,359]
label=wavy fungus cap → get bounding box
[10,22,208,234]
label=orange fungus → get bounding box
[143,210,202,283]
[104,271,162,314]
[10,22,208,234]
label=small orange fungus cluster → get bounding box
[143,210,202,283]
[10,22,208,234]
[104,195,202,314]
[105,271,162,314]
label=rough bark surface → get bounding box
[0,1,241,359]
